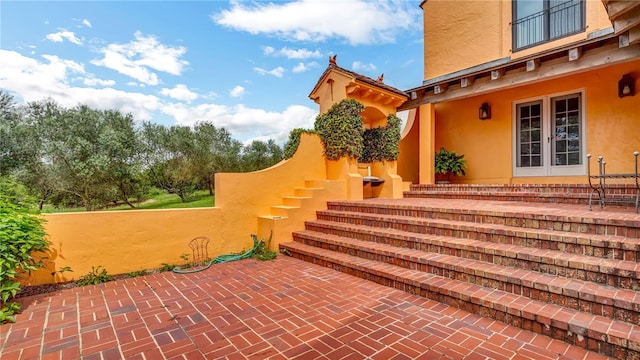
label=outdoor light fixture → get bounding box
[479,102,491,120]
[618,73,635,98]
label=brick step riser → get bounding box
[409,185,638,196]
[303,223,640,289]
[321,206,640,239]
[292,232,640,324]
[314,213,640,261]
[403,192,591,205]
[282,248,636,359]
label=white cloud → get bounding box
[82,19,92,28]
[213,0,420,45]
[82,77,116,87]
[0,49,316,143]
[254,66,285,78]
[230,85,245,98]
[46,30,83,45]
[352,61,376,72]
[0,50,159,121]
[263,46,275,55]
[91,31,188,85]
[263,46,322,60]
[160,84,198,103]
[292,61,318,73]
[161,102,317,144]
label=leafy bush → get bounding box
[0,177,49,323]
[361,114,402,163]
[284,128,315,159]
[76,266,114,286]
[435,148,467,177]
[314,99,364,160]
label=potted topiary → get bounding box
[434,147,467,183]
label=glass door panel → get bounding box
[552,94,581,167]
[517,101,543,168]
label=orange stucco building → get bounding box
[398,0,640,185]
[28,0,640,286]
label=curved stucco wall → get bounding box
[28,134,333,285]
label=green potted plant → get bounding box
[434,147,467,183]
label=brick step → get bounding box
[280,241,640,359]
[403,191,592,205]
[303,220,640,290]
[314,210,640,262]
[292,229,640,323]
[325,200,640,239]
[409,184,637,196]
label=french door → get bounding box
[513,91,585,177]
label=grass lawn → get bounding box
[42,190,214,213]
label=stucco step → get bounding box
[313,210,640,262]
[325,200,640,239]
[258,215,288,221]
[279,241,640,359]
[270,205,298,217]
[304,179,327,188]
[282,196,313,207]
[292,229,640,324]
[294,187,324,197]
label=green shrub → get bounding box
[0,177,49,323]
[435,148,467,177]
[361,114,402,163]
[284,128,315,159]
[314,99,364,160]
[76,266,114,286]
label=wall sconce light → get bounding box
[618,73,635,98]
[479,102,491,120]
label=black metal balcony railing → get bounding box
[513,0,585,50]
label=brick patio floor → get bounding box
[0,256,612,360]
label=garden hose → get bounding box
[172,234,263,274]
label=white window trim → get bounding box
[512,89,587,177]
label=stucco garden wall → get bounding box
[27,134,345,285]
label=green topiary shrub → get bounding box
[361,114,402,163]
[0,177,49,323]
[314,99,364,161]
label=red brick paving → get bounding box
[1,257,612,359]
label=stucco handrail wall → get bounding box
[26,134,330,286]
[215,133,330,244]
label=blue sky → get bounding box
[0,0,423,144]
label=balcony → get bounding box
[513,0,585,51]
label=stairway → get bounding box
[405,183,640,208]
[279,189,640,359]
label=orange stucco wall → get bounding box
[432,59,640,184]
[28,134,347,285]
[31,208,224,285]
[423,0,505,80]
[422,0,614,80]
[398,109,421,184]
